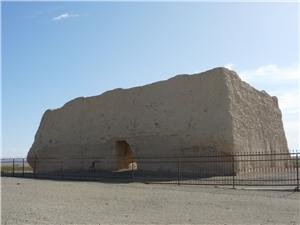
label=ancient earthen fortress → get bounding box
[27,67,289,174]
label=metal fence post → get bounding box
[61,158,64,179]
[12,158,15,177]
[34,155,37,178]
[177,158,180,185]
[232,155,235,189]
[296,153,299,191]
[131,161,134,180]
[22,158,25,177]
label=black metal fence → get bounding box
[1,152,299,190]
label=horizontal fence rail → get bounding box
[1,152,299,190]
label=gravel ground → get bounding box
[1,177,299,225]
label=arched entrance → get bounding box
[115,140,137,171]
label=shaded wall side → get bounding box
[225,71,289,171]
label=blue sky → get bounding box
[2,2,299,157]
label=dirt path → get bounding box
[1,177,299,224]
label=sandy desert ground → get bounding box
[1,177,299,225]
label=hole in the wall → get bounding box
[115,140,137,172]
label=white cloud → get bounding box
[52,13,79,21]
[282,120,300,152]
[224,63,234,70]
[239,64,299,82]
[277,91,299,114]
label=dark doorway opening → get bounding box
[115,140,137,172]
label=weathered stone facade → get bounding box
[27,67,289,174]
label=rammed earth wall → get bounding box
[27,67,289,174]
